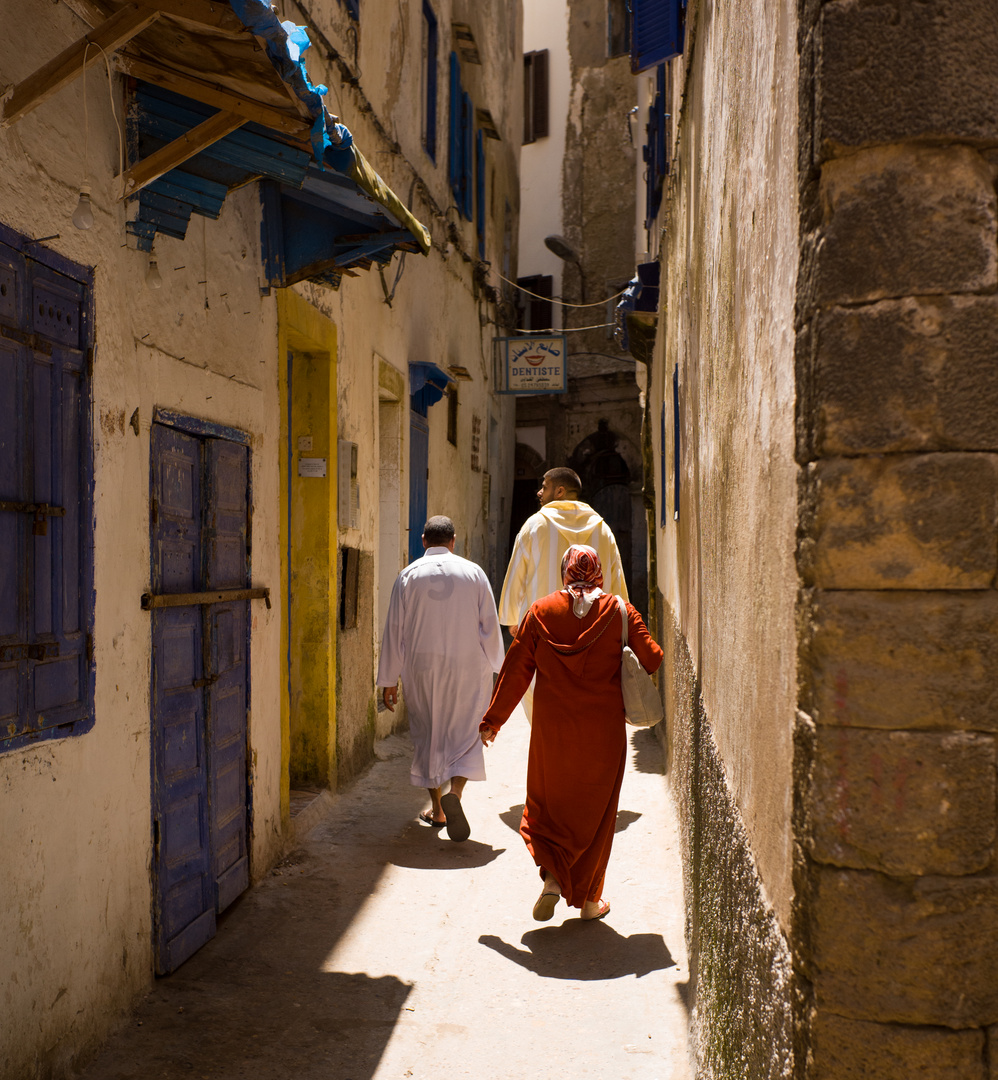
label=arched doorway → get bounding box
[569,420,646,616]
[509,441,545,551]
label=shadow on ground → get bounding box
[479,921,675,980]
[499,804,643,835]
[77,738,429,1080]
[630,726,665,774]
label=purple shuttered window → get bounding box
[0,234,93,754]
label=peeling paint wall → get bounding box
[0,4,284,1077]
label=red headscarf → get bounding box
[561,544,604,618]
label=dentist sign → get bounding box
[496,335,568,394]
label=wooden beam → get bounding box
[2,4,160,128]
[142,0,247,34]
[56,0,114,29]
[119,109,246,198]
[115,53,312,142]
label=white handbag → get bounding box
[615,596,664,728]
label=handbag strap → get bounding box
[615,595,628,649]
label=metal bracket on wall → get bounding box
[141,587,271,610]
[0,500,66,535]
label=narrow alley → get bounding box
[75,707,690,1080]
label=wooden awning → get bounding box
[3,1,430,265]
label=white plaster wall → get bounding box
[655,0,799,927]
[0,5,283,1075]
[518,0,570,314]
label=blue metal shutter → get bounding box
[631,0,685,73]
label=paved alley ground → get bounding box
[77,708,691,1080]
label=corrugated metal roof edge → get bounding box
[228,0,431,256]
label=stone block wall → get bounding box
[795,2,998,1075]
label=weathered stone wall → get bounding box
[794,2,998,1075]
[663,610,795,1080]
[651,0,801,1072]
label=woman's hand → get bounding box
[480,724,498,746]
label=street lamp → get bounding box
[544,234,586,303]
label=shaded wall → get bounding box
[793,2,998,1075]
[652,0,800,1075]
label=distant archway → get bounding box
[569,420,644,613]
[509,442,545,551]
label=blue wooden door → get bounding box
[408,410,429,564]
[205,439,249,913]
[0,243,92,752]
[151,425,214,974]
[151,425,251,974]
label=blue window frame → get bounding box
[0,227,94,753]
[422,2,438,161]
[631,0,685,73]
[448,52,474,220]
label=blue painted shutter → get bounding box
[462,90,474,219]
[672,364,681,521]
[423,2,438,161]
[0,242,93,753]
[476,129,486,255]
[0,267,25,737]
[448,52,461,198]
[643,64,668,226]
[631,0,685,73]
[408,411,429,564]
[660,404,667,526]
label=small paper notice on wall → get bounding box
[298,457,327,478]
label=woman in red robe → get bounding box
[480,545,663,921]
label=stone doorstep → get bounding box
[290,788,338,843]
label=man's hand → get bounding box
[382,686,398,712]
[480,724,498,746]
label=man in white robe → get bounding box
[377,515,504,842]
[498,467,628,720]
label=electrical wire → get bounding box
[93,41,125,180]
[513,322,615,334]
[494,267,630,309]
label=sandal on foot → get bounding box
[532,890,560,922]
[581,899,610,921]
[418,811,445,828]
[440,792,470,842]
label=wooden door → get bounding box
[151,425,251,974]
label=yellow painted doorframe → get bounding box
[278,290,338,829]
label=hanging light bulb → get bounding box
[72,184,94,230]
[145,256,163,290]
